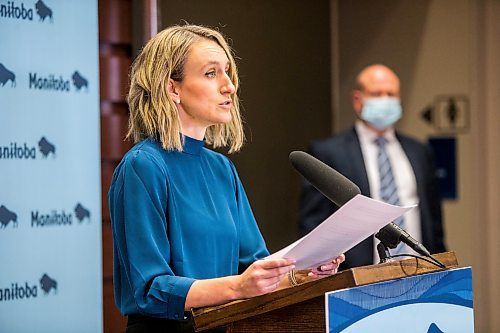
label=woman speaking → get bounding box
[108,24,344,333]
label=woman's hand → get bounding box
[307,254,345,279]
[234,258,296,298]
[185,258,295,310]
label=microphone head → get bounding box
[289,151,361,207]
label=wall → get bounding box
[474,1,500,329]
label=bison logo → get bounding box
[0,63,16,87]
[39,274,57,294]
[74,203,90,222]
[71,71,88,91]
[0,205,18,228]
[35,0,53,22]
[38,137,56,157]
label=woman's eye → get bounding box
[205,71,216,78]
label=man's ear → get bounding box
[168,79,180,103]
[352,90,363,117]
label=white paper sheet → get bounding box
[267,194,417,270]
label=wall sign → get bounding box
[0,1,102,332]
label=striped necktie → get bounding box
[375,136,405,229]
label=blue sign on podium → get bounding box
[326,267,473,333]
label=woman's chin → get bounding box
[215,113,232,124]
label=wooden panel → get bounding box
[98,0,132,44]
[101,112,131,160]
[228,297,324,333]
[103,280,127,333]
[99,55,131,102]
[99,0,133,331]
[102,222,114,279]
[101,100,130,116]
[351,253,458,286]
[101,160,120,221]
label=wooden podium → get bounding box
[191,252,459,332]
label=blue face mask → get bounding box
[361,97,402,130]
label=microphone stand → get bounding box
[375,225,446,268]
[376,242,393,264]
[375,224,402,264]
[375,228,400,264]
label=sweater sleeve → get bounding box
[110,150,195,320]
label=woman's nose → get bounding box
[221,75,235,94]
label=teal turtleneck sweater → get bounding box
[108,136,269,320]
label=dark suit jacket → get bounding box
[299,127,446,269]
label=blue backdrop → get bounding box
[0,1,102,332]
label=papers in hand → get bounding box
[267,194,417,270]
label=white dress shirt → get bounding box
[355,121,422,263]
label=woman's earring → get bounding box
[176,99,180,104]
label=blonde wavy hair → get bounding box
[126,25,244,153]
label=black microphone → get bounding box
[290,151,361,206]
[289,150,432,257]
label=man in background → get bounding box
[299,64,446,269]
